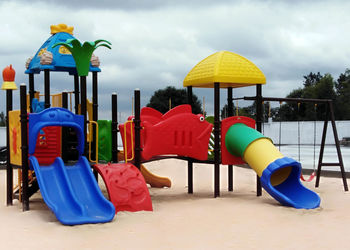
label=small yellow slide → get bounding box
[118,151,171,188]
[141,165,171,188]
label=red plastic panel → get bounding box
[142,113,212,160]
[94,163,153,213]
[161,104,191,119]
[120,105,213,161]
[33,126,62,165]
[140,107,162,125]
[221,116,255,165]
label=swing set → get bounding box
[235,95,348,191]
[275,102,318,182]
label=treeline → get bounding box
[147,86,203,114]
[2,69,346,126]
[222,69,350,121]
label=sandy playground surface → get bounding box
[1,159,350,250]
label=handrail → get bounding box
[39,92,74,111]
[123,120,135,163]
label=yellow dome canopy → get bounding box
[183,51,266,88]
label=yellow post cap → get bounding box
[2,65,17,90]
[183,51,266,88]
[1,81,18,90]
[50,24,74,35]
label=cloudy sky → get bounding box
[1,0,349,120]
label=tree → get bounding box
[270,106,280,121]
[278,88,304,121]
[221,103,236,118]
[278,73,337,121]
[221,103,251,119]
[335,69,350,119]
[0,112,5,126]
[147,86,203,114]
[220,101,270,122]
[303,72,323,87]
[312,74,337,120]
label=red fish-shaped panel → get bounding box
[141,113,212,160]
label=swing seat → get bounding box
[300,171,316,182]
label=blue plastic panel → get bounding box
[261,157,321,209]
[31,98,45,113]
[29,155,115,225]
[25,31,100,75]
[28,108,84,155]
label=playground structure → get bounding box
[2,23,347,225]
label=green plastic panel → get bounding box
[98,120,112,162]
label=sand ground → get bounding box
[1,159,350,250]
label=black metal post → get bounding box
[112,93,119,163]
[328,101,348,191]
[20,84,29,211]
[92,72,98,121]
[227,87,233,191]
[44,69,50,109]
[316,102,348,191]
[62,92,68,109]
[6,90,13,205]
[187,86,193,194]
[61,92,68,162]
[92,72,98,164]
[315,103,328,188]
[255,85,262,196]
[74,74,80,114]
[80,76,87,155]
[28,73,34,113]
[134,89,141,169]
[214,82,220,198]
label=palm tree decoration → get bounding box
[52,39,111,76]
[52,38,111,155]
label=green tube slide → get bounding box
[225,123,320,209]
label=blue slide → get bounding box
[28,108,115,225]
[30,155,115,225]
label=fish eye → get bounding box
[199,116,204,122]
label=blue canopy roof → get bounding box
[25,31,101,75]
